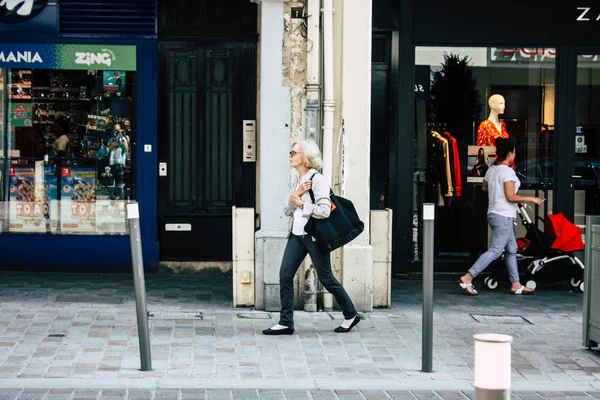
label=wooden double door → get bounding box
[158,41,256,261]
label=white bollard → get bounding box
[474,333,512,400]
[422,203,435,372]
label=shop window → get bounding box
[414,47,555,267]
[0,68,136,235]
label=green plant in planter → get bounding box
[428,53,483,138]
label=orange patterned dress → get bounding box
[476,119,509,146]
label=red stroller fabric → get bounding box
[544,213,585,252]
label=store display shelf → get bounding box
[31,97,90,102]
[50,88,80,92]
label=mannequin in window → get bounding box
[476,94,509,146]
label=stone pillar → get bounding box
[254,0,293,311]
[339,0,374,312]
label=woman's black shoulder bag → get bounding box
[304,173,364,252]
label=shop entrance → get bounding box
[566,49,600,228]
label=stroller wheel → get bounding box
[570,277,582,288]
[483,277,490,285]
[486,278,498,290]
[579,282,584,293]
[526,280,537,290]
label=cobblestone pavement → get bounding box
[0,388,600,400]
[0,271,598,393]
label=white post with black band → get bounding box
[422,203,435,372]
[127,201,152,371]
[474,333,512,400]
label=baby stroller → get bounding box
[483,203,586,292]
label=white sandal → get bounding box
[459,281,478,295]
[511,285,534,295]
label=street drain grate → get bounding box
[55,296,124,304]
[148,311,203,320]
[48,334,66,338]
[237,313,271,319]
[470,314,532,324]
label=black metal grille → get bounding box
[59,0,157,37]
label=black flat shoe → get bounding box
[334,315,361,333]
[262,327,294,335]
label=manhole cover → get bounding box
[55,296,124,304]
[470,314,532,324]
[237,313,271,319]
[148,311,203,320]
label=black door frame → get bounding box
[554,45,600,222]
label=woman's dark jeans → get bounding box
[278,234,358,328]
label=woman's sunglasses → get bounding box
[289,150,302,157]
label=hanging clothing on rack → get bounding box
[426,131,445,206]
[442,131,462,197]
[431,131,453,198]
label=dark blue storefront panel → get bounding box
[136,39,159,269]
[0,11,158,270]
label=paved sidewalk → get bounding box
[1,388,600,400]
[0,271,598,394]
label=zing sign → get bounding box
[0,0,47,23]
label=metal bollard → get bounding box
[474,334,512,400]
[422,203,435,372]
[127,202,152,371]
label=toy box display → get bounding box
[6,68,134,235]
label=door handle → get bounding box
[159,162,167,176]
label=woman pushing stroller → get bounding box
[459,136,543,295]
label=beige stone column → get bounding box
[338,0,374,312]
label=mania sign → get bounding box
[0,0,47,23]
[0,44,136,70]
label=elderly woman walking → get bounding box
[262,139,360,335]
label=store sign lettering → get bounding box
[491,47,600,63]
[0,0,47,23]
[491,48,556,63]
[71,202,95,221]
[576,7,600,21]
[0,50,42,64]
[75,52,113,68]
[15,203,49,219]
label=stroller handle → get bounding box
[517,203,534,225]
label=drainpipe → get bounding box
[321,0,334,311]
[305,0,321,144]
[322,0,334,185]
[304,0,322,313]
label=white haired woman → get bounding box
[262,139,360,335]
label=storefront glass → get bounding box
[0,44,136,235]
[414,46,556,265]
[575,55,600,227]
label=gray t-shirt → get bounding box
[485,164,520,218]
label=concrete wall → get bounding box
[255,0,293,311]
[338,0,374,312]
